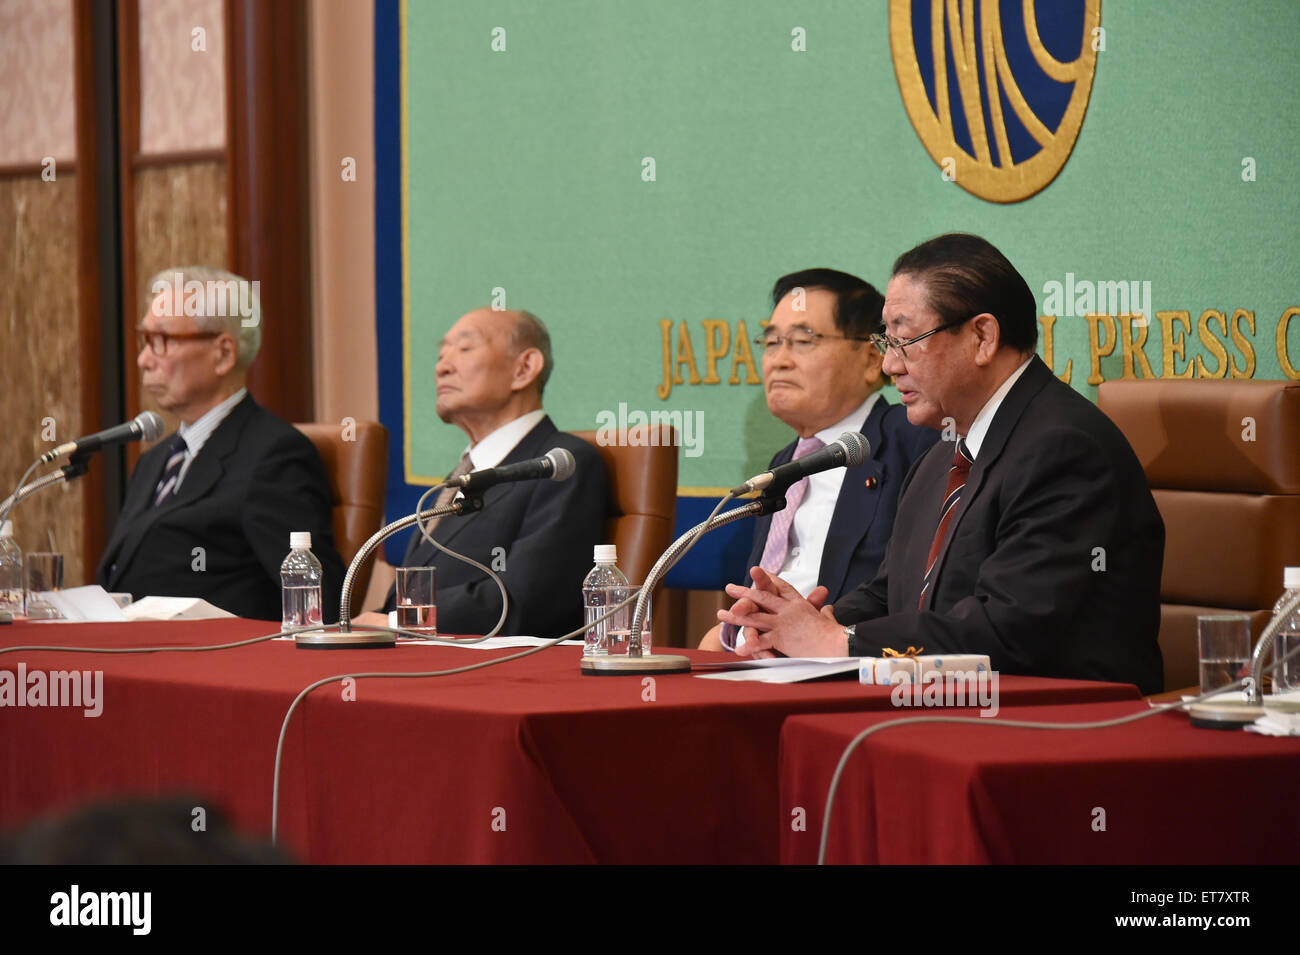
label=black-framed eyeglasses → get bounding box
[135,327,221,356]
[753,328,873,355]
[869,316,972,360]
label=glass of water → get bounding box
[1197,614,1251,694]
[25,552,64,620]
[395,566,436,635]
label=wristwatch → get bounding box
[843,623,857,654]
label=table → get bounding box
[780,700,1300,864]
[1,619,1141,863]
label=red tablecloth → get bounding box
[780,700,1300,864]
[1,619,1141,863]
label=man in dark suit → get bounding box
[699,269,938,651]
[357,308,609,639]
[720,235,1165,693]
[98,267,344,622]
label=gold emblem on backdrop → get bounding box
[890,0,1101,203]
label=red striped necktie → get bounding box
[918,439,973,609]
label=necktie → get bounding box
[417,452,474,543]
[152,435,189,507]
[917,439,973,609]
[758,435,825,574]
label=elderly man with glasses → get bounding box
[719,235,1165,694]
[698,268,938,651]
[97,266,344,622]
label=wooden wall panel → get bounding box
[0,173,87,585]
[128,159,229,436]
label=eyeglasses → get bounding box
[136,327,221,356]
[753,329,873,355]
[869,316,972,360]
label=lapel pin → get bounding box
[864,477,877,489]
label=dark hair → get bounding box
[890,233,1038,351]
[509,310,553,396]
[0,796,294,864]
[771,268,885,340]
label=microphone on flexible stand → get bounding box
[729,432,870,496]
[39,411,166,464]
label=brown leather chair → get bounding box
[294,421,389,604]
[1098,379,1300,691]
[572,425,679,643]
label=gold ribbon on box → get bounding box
[882,646,925,659]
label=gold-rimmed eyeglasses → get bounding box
[868,316,973,360]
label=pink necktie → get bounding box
[758,435,825,574]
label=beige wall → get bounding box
[307,0,388,607]
[308,0,378,428]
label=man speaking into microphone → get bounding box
[698,269,938,651]
[719,236,1165,693]
[97,267,343,621]
[354,308,609,639]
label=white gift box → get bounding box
[859,653,991,685]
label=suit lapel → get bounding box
[101,441,171,585]
[406,416,558,565]
[922,356,1053,608]
[819,400,887,598]
[107,396,253,584]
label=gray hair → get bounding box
[509,310,553,396]
[146,266,263,369]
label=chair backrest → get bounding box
[294,421,389,606]
[571,424,679,614]
[1098,379,1300,690]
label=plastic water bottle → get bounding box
[1272,566,1300,693]
[280,531,323,632]
[583,544,628,656]
[0,520,23,617]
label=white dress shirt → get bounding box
[963,357,1033,459]
[463,409,547,470]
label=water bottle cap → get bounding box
[290,531,312,549]
[1285,567,1300,589]
[0,520,11,539]
[594,544,618,563]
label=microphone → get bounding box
[446,447,576,494]
[39,411,166,464]
[730,431,870,495]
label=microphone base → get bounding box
[1186,701,1264,730]
[294,628,396,649]
[580,653,691,675]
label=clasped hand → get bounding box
[716,567,849,658]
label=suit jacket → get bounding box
[834,356,1165,693]
[384,416,610,640]
[98,394,345,623]
[741,396,939,601]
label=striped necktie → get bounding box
[153,434,189,507]
[418,452,474,541]
[758,435,825,573]
[918,439,973,609]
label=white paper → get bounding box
[34,585,127,622]
[694,658,862,683]
[121,596,236,621]
[398,635,585,649]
